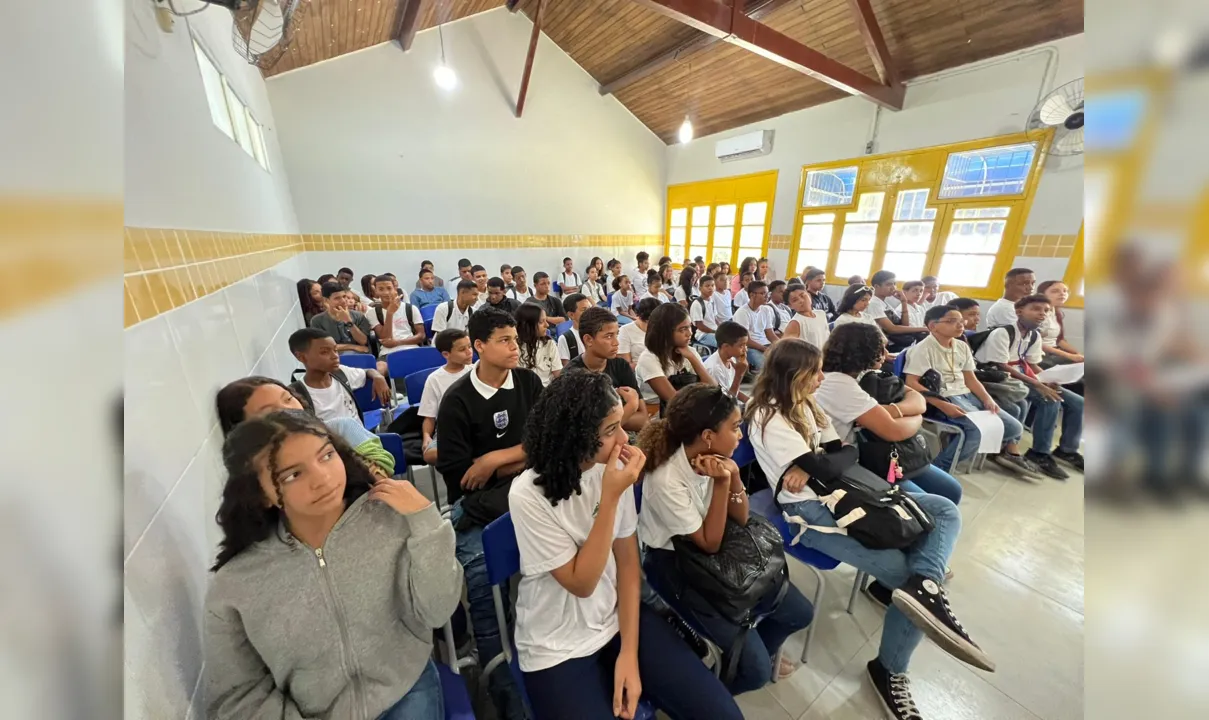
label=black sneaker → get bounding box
[1052,449,1084,472]
[867,659,924,719]
[1025,450,1070,480]
[865,580,893,608]
[891,574,996,672]
[990,452,1043,481]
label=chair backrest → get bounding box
[552,281,562,296]
[404,366,440,406]
[340,353,377,370]
[891,348,908,377]
[733,427,757,469]
[481,512,520,586]
[420,304,440,322]
[386,346,444,382]
[634,480,643,513]
[377,432,404,474]
[554,320,573,338]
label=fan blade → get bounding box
[1039,92,1078,125]
[1054,127,1084,155]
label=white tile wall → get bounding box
[124,255,306,720]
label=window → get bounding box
[689,206,710,263]
[249,113,270,171]
[712,204,736,265]
[738,202,767,260]
[803,166,857,207]
[794,213,834,275]
[665,171,777,268]
[193,36,270,172]
[668,207,688,261]
[936,207,1011,288]
[882,189,937,281]
[835,193,883,280]
[225,79,255,157]
[939,143,1037,199]
[194,41,233,140]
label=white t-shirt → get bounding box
[733,289,749,308]
[637,446,715,551]
[674,286,697,303]
[974,325,1043,368]
[617,322,647,364]
[610,289,634,316]
[712,289,733,321]
[1038,311,1062,348]
[924,291,958,309]
[522,339,562,386]
[630,268,649,297]
[510,465,638,672]
[307,366,367,422]
[866,295,891,323]
[582,279,607,305]
[689,296,718,334]
[635,345,701,392]
[702,351,737,395]
[903,302,926,328]
[814,372,879,443]
[558,271,581,291]
[472,295,488,311]
[984,298,1018,328]
[748,408,839,505]
[904,334,975,398]
[375,304,425,356]
[557,327,583,361]
[417,365,472,418]
[790,311,830,350]
[733,304,773,347]
[509,287,534,303]
[833,312,884,338]
[431,301,472,333]
[641,291,668,305]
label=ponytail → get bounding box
[636,385,739,472]
[636,418,676,473]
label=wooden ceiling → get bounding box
[266,0,1082,143]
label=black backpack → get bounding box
[562,329,581,360]
[855,370,935,479]
[770,305,784,332]
[289,368,363,416]
[967,324,1038,357]
[443,299,474,325]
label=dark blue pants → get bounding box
[521,604,742,720]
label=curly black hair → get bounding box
[523,371,622,506]
[822,323,886,375]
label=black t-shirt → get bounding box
[435,367,544,529]
[567,354,639,393]
[486,297,521,315]
[526,294,563,319]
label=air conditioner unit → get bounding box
[715,129,774,162]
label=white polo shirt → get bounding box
[984,298,1018,328]
[431,301,473,333]
[866,295,891,322]
[814,372,879,443]
[689,295,719,335]
[376,304,426,356]
[637,446,716,551]
[510,465,638,672]
[903,334,975,398]
[733,303,773,347]
[508,286,534,303]
[417,365,472,419]
[748,408,839,505]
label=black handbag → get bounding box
[856,371,936,479]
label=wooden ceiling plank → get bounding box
[395,0,425,50]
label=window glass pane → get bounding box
[255,122,270,170]
[795,250,830,276]
[939,143,1037,199]
[690,227,708,247]
[670,208,688,227]
[194,41,234,140]
[894,189,936,221]
[882,252,928,282]
[669,245,686,262]
[691,206,711,226]
[802,213,835,224]
[713,225,734,247]
[846,192,884,222]
[711,247,733,265]
[804,166,857,207]
[886,222,934,252]
[835,251,873,280]
[838,223,876,251]
[669,227,686,247]
[937,254,996,287]
[224,80,254,156]
[248,112,268,169]
[738,225,764,249]
[741,202,767,226]
[798,223,832,250]
[944,219,1006,254]
[714,204,737,226]
[953,207,1010,219]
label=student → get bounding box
[414,329,475,466]
[636,303,715,406]
[710,270,734,322]
[215,376,394,478]
[470,265,490,309]
[287,328,392,423]
[557,293,593,366]
[607,258,624,284]
[833,284,884,337]
[618,296,659,368]
[1036,280,1084,364]
[415,260,445,289]
[921,275,956,309]
[310,282,374,354]
[436,309,543,720]
[719,261,732,278]
[582,264,608,306]
[702,321,750,402]
[484,277,521,315]
[659,264,677,300]
[500,263,514,290]
[205,410,460,720]
[317,273,337,287]
[868,271,928,351]
[297,278,325,327]
[527,272,567,325]
[336,267,356,289]
[688,273,720,348]
[631,251,651,297]
[674,266,698,305]
[516,304,561,387]
[567,307,649,433]
[451,258,473,286]
[643,270,670,305]
[973,295,1084,477]
[733,257,758,295]
[507,372,741,720]
[904,306,1039,478]
[949,297,981,332]
[748,340,993,720]
[411,267,450,308]
[899,280,927,327]
[732,271,754,309]
[637,385,812,692]
[431,279,479,334]
[985,268,1036,327]
[508,266,534,303]
[588,256,606,284]
[732,281,775,371]
[802,268,837,322]
[781,283,830,350]
[371,275,426,356]
[556,256,582,296]
[360,273,377,305]
[755,257,773,283]
[766,280,791,333]
[847,274,866,286]
[610,274,638,320]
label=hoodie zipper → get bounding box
[314,546,368,719]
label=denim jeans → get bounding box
[899,463,963,504]
[781,493,961,674]
[1027,386,1083,456]
[450,501,528,720]
[378,660,443,720]
[932,393,1025,470]
[747,347,766,371]
[696,333,718,349]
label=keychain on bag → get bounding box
[886,448,903,484]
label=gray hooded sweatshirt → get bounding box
[203,495,461,719]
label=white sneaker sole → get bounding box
[891,590,996,672]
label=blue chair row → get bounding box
[437,619,475,720]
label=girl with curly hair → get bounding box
[515,303,561,386]
[637,385,814,693]
[746,340,992,719]
[296,278,325,326]
[509,372,741,720]
[635,303,714,406]
[204,410,460,720]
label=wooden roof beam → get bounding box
[515,0,545,117]
[393,0,423,52]
[599,0,795,96]
[845,0,899,86]
[628,0,904,110]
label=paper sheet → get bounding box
[963,410,1005,454]
[1035,362,1084,385]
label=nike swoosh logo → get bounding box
[496,431,507,438]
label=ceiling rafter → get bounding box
[392,0,424,52]
[844,0,898,85]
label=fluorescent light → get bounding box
[433,64,458,90]
[678,116,693,144]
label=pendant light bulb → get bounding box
[678,116,694,144]
[433,64,458,90]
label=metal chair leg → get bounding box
[847,571,867,614]
[800,564,826,664]
[429,466,442,513]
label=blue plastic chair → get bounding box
[435,618,476,719]
[552,281,562,296]
[340,352,377,370]
[421,304,439,342]
[617,315,633,326]
[554,320,573,338]
[386,346,444,386]
[405,366,440,407]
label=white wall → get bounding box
[266,7,667,235]
[124,4,305,720]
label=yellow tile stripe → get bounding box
[768,234,792,250]
[1016,233,1079,258]
[299,233,662,251]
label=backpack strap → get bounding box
[772,306,783,332]
[566,330,580,359]
[330,368,364,414]
[445,299,456,323]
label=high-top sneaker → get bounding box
[891,574,996,672]
[867,659,924,719]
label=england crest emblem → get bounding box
[493,410,509,431]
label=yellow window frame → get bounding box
[665,170,778,269]
[1061,224,1085,308]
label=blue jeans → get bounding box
[932,393,1024,470]
[379,660,443,720]
[899,464,963,504]
[782,493,961,674]
[696,333,718,349]
[451,501,528,720]
[1027,386,1083,456]
[747,347,766,371]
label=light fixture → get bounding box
[433,24,457,90]
[678,116,694,144]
